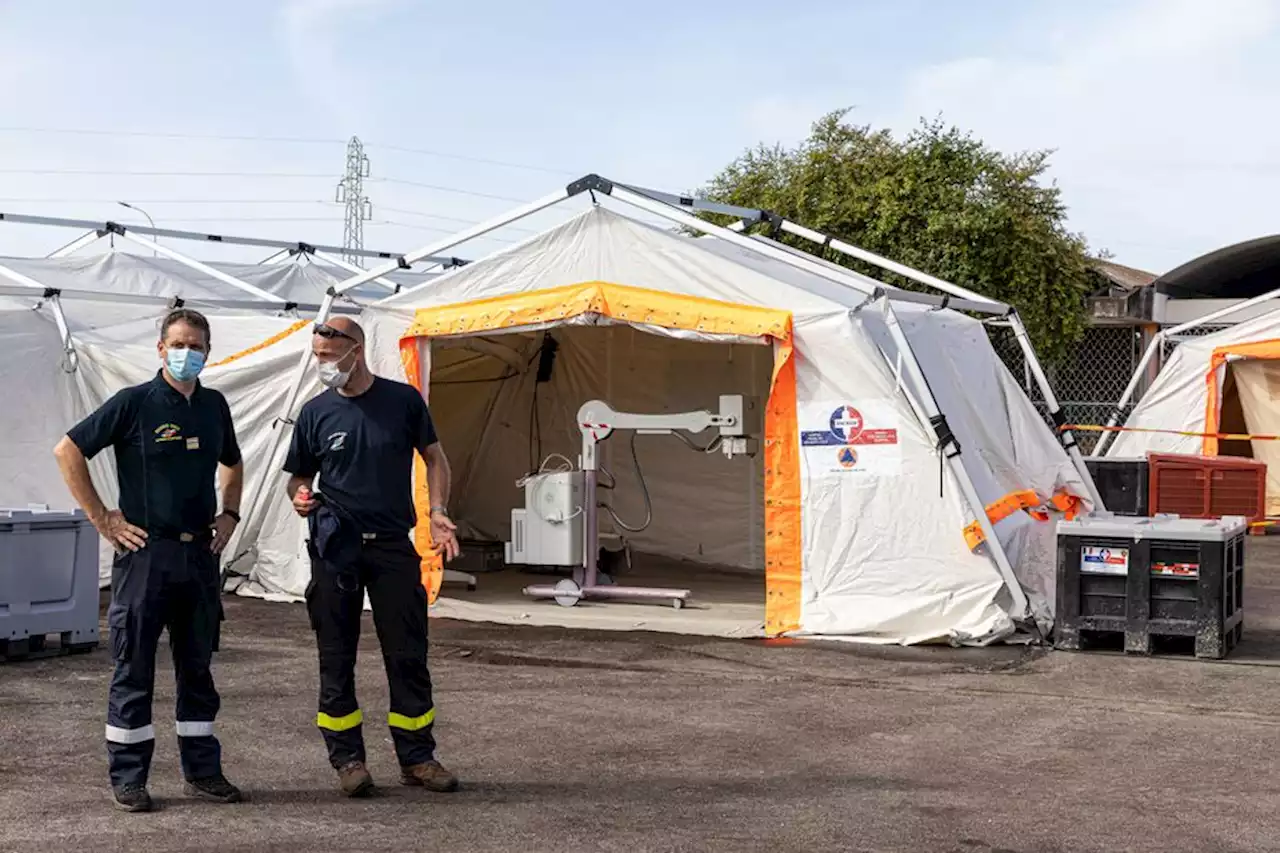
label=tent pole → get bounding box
[1091,331,1164,458]
[0,211,428,263]
[310,248,403,293]
[227,291,332,589]
[609,185,878,298]
[1008,312,1103,507]
[1167,286,1280,335]
[260,248,295,265]
[877,300,1034,624]
[47,230,103,259]
[621,181,1008,308]
[344,187,575,301]
[115,229,286,303]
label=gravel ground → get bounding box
[2,540,1278,853]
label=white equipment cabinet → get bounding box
[505,470,585,568]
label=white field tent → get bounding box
[1101,306,1280,515]
[0,183,1101,646]
[296,177,1101,646]
[0,219,447,592]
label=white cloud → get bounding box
[881,0,1280,271]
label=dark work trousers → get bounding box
[305,536,437,769]
[105,536,224,789]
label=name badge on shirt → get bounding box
[186,437,200,451]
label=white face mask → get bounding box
[317,348,356,389]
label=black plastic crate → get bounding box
[1084,457,1149,516]
[1054,514,1246,659]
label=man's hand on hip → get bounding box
[429,511,460,561]
[211,512,238,555]
[96,509,147,553]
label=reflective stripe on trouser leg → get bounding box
[171,543,224,782]
[388,709,435,732]
[106,547,165,790]
[306,552,368,769]
[366,539,437,767]
[106,724,157,744]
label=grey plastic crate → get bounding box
[0,506,101,660]
[1054,513,1247,659]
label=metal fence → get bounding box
[991,325,1144,454]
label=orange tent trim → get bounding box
[397,281,803,636]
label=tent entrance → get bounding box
[417,320,778,638]
[1219,359,1280,514]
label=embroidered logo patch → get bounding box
[154,423,182,442]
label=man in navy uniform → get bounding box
[283,316,460,797]
[53,308,245,813]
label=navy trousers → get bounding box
[304,537,437,769]
[105,537,224,789]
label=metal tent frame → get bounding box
[246,172,1095,625]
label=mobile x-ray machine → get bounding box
[505,395,758,609]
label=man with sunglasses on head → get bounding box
[53,308,244,813]
[283,316,461,798]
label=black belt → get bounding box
[149,529,214,544]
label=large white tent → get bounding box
[327,193,1093,645]
[0,181,1098,645]
[1103,308,1280,514]
[0,219,445,591]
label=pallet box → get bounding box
[1054,513,1246,659]
[0,507,100,660]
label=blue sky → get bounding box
[1,0,1276,273]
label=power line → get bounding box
[370,177,529,203]
[0,125,574,175]
[0,169,332,178]
[378,205,539,234]
[0,197,330,204]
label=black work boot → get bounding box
[183,774,244,803]
[112,783,154,813]
[337,760,375,797]
[400,759,459,792]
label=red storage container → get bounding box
[1147,453,1267,524]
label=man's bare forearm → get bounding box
[220,462,244,515]
[53,436,108,524]
[424,444,451,511]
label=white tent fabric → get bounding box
[0,255,328,589]
[1106,310,1280,513]
[356,205,1086,644]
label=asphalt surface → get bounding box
[3,542,1279,853]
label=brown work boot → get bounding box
[400,759,459,792]
[336,760,375,797]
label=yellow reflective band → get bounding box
[316,709,363,732]
[388,709,436,731]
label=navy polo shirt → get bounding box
[283,377,438,536]
[66,371,242,536]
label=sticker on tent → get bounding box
[1080,546,1129,575]
[800,401,900,476]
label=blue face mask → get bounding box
[165,347,206,382]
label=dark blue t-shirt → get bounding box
[283,377,438,536]
[66,372,241,536]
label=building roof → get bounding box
[1089,258,1157,292]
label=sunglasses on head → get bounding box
[313,323,357,342]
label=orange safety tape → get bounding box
[963,488,1080,551]
[1058,424,1280,442]
[207,320,311,368]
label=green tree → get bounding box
[699,110,1096,363]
